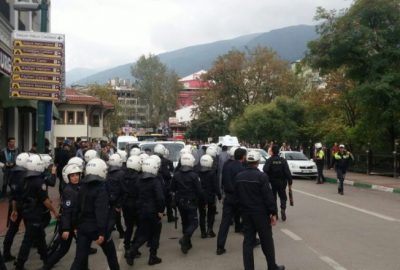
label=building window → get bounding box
[57,111,65,124]
[77,111,85,125]
[92,114,100,127]
[67,111,75,124]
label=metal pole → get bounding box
[36,0,48,153]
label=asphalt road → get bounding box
[4,180,400,270]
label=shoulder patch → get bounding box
[41,183,47,191]
[65,200,71,207]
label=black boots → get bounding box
[207,230,216,238]
[281,209,286,221]
[179,236,191,254]
[148,255,162,265]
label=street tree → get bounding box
[197,47,303,122]
[131,54,181,129]
[87,84,123,135]
[307,0,400,150]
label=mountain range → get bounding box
[68,24,318,86]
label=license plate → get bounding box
[302,170,311,173]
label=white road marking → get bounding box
[320,256,348,270]
[280,229,302,241]
[307,246,347,270]
[293,188,399,222]
[107,239,124,270]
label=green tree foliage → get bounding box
[131,54,181,129]
[307,0,400,150]
[87,84,123,135]
[197,47,303,122]
[185,112,229,142]
[230,97,305,144]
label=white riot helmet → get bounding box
[84,149,98,163]
[180,148,191,156]
[150,155,162,169]
[246,150,261,163]
[154,144,166,156]
[40,154,53,168]
[163,148,170,158]
[68,157,85,170]
[126,155,141,171]
[108,153,123,167]
[200,154,213,168]
[62,163,82,184]
[117,150,127,163]
[142,157,159,176]
[180,153,195,168]
[139,153,149,164]
[85,158,108,182]
[129,148,141,157]
[229,147,238,158]
[206,146,217,158]
[16,152,30,169]
[26,154,46,175]
[315,142,322,149]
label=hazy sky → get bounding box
[51,0,352,71]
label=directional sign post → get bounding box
[10,31,65,101]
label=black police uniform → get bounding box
[121,168,140,252]
[126,172,165,266]
[3,164,26,261]
[159,155,174,222]
[198,166,221,238]
[107,166,125,238]
[171,165,203,253]
[235,167,283,270]
[263,155,292,220]
[70,175,119,270]
[217,159,244,253]
[15,172,50,270]
[44,182,80,270]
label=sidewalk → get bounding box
[0,186,60,236]
[324,169,400,193]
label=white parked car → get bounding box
[279,151,318,178]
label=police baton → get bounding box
[288,188,294,206]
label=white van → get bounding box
[117,135,138,150]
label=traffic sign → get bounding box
[10,31,65,101]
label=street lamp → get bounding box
[13,0,49,153]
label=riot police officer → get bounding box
[70,158,119,270]
[263,145,292,221]
[15,154,59,270]
[44,163,82,270]
[198,154,221,238]
[314,142,326,184]
[3,153,29,262]
[235,150,284,270]
[154,144,175,222]
[107,153,126,239]
[126,157,165,266]
[171,153,204,254]
[334,144,353,195]
[121,155,141,257]
[216,147,246,255]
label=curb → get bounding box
[325,177,398,194]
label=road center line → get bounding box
[293,188,399,222]
[280,229,302,241]
[319,256,348,270]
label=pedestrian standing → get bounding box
[15,155,59,270]
[314,142,326,184]
[334,145,353,195]
[263,145,292,221]
[125,157,164,266]
[0,137,20,197]
[198,154,221,238]
[235,150,284,270]
[70,158,119,270]
[216,147,247,255]
[171,153,204,254]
